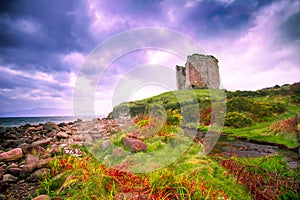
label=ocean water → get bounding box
[0,116,103,127]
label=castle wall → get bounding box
[176,65,186,90]
[185,54,220,89]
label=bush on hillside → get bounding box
[227,97,253,112]
[251,102,273,118]
[225,112,253,128]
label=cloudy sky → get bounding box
[0,0,299,116]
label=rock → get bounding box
[48,145,61,155]
[43,122,60,131]
[0,148,23,162]
[0,167,5,179]
[20,158,52,175]
[27,168,50,182]
[25,154,39,165]
[0,193,6,200]
[123,138,147,152]
[1,140,19,148]
[31,138,51,147]
[102,140,111,151]
[114,192,149,200]
[57,132,69,139]
[6,163,18,169]
[112,147,127,157]
[33,195,51,200]
[0,126,6,134]
[7,168,21,176]
[0,181,8,193]
[25,145,45,155]
[2,174,18,182]
[17,143,30,151]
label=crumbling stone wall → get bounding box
[176,54,220,90]
[176,65,186,90]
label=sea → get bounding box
[0,116,104,127]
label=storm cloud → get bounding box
[0,0,299,115]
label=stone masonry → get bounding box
[176,54,220,90]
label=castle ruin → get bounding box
[176,54,220,90]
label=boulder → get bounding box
[123,138,147,152]
[25,154,39,165]
[31,138,51,147]
[0,167,5,179]
[0,193,6,200]
[0,148,23,162]
[25,145,45,155]
[33,195,51,200]
[20,158,52,175]
[7,168,21,176]
[43,122,60,131]
[2,174,18,182]
[27,168,50,182]
[57,132,69,139]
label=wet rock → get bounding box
[6,163,18,169]
[1,140,19,148]
[25,154,39,165]
[20,158,52,175]
[123,138,147,152]
[33,195,51,200]
[0,126,6,134]
[17,143,30,151]
[48,145,61,156]
[27,168,50,182]
[0,148,23,162]
[31,138,51,147]
[0,167,5,179]
[2,174,18,182]
[112,147,127,157]
[43,122,60,131]
[25,145,45,155]
[0,181,8,192]
[7,168,21,176]
[57,131,69,139]
[0,193,6,200]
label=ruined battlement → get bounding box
[176,54,220,90]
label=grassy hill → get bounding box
[36,82,300,199]
[110,82,300,148]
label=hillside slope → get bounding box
[109,82,300,147]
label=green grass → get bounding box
[37,143,252,200]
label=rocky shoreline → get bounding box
[0,118,123,200]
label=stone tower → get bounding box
[176,65,186,90]
[176,54,220,90]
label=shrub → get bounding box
[251,102,273,118]
[291,95,300,104]
[166,109,182,126]
[269,116,297,137]
[227,97,253,112]
[225,112,253,128]
[271,102,287,113]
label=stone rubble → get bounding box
[0,118,135,199]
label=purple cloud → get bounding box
[0,0,299,115]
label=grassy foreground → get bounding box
[36,83,300,199]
